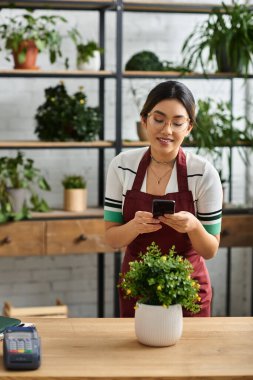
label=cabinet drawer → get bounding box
[0,221,45,256]
[46,219,113,255]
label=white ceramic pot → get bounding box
[135,303,183,347]
[7,188,28,213]
[77,51,101,71]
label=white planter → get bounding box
[135,303,183,347]
[77,51,101,71]
[7,188,28,213]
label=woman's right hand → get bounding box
[133,211,162,234]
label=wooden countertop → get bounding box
[0,317,252,379]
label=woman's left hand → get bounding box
[158,211,199,233]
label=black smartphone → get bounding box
[152,199,175,218]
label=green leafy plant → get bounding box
[35,82,102,141]
[181,1,253,75]
[62,175,86,189]
[0,152,51,222]
[186,98,253,163]
[0,11,67,65]
[125,50,191,72]
[76,41,103,66]
[119,242,201,313]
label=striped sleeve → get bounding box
[104,156,124,223]
[195,160,223,235]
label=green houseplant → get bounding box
[125,50,191,73]
[76,40,103,70]
[119,242,200,346]
[0,11,67,69]
[0,151,51,223]
[181,1,253,75]
[62,175,87,212]
[35,82,102,141]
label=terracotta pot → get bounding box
[136,121,148,141]
[12,40,39,70]
[64,189,87,212]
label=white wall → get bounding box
[0,3,252,317]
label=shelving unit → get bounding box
[0,0,252,317]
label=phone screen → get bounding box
[152,199,175,218]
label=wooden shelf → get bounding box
[31,207,104,220]
[0,140,114,149]
[0,69,115,78]
[0,0,116,11]
[123,71,253,79]
[123,1,253,13]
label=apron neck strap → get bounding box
[176,147,189,192]
[132,146,189,192]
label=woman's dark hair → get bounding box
[140,80,196,124]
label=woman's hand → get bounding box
[134,210,162,234]
[158,211,198,233]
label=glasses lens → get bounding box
[149,113,189,132]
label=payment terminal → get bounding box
[3,324,41,370]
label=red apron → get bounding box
[120,147,212,317]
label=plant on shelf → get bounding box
[119,242,200,346]
[62,174,87,212]
[0,10,68,69]
[0,151,51,223]
[125,50,191,73]
[185,98,253,161]
[34,82,102,141]
[181,0,253,75]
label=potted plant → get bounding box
[62,175,87,212]
[76,40,103,71]
[181,1,253,75]
[0,151,51,223]
[34,82,102,141]
[119,242,200,347]
[0,11,67,69]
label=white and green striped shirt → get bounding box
[104,147,222,235]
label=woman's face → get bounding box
[142,99,193,158]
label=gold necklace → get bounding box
[149,165,172,185]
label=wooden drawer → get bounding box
[46,219,113,255]
[220,215,253,247]
[0,221,45,256]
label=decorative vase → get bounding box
[135,303,183,347]
[64,189,87,212]
[77,51,101,71]
[136,121,148,141]
[12,40,39,70]
[7,188,28,213]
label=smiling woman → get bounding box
[104,80,223,318]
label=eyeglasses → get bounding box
[147,112,190,133]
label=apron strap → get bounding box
[132,147,151,191]
[132,146,189,192]
[177,147,189,192]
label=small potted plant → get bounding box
[181,1,253,75]
[0,11,67,69]
[119,242,200,347]
[0,151,51,223]
[34,82,102,142]
[62,175,87,212]
[75,40,104,71]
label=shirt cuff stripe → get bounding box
[104,210,124,223]
[203,223,221,235]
